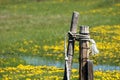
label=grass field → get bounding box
[0,0,120,79]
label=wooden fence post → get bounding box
[63,12,93,80]
[79,26,93,80]
[63,11,79,80]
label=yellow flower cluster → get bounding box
[8,39,41,55]
[43,41,79,53]
[0,64,120,80]
[0,64,63,80]
[80,4,119,16]
[94,70,120,80]
[114,3,120,7]
[91,25,120,51]
[43,45,64,53]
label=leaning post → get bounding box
[63,11,79,80]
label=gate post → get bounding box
[79,26,92,80]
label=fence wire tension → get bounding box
[63,11,95,80]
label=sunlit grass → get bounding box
[0,0,120,79]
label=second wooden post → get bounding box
[79,26,90,80]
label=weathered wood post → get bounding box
[63,12,94,80]
[63,11,79,80]
[79,26,93,80]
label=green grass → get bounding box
[0,0,120,67]
[0,0,120,80]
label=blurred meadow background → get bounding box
[0,0,120,80]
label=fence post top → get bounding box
[80,25,89,34]
[73,11,79,16]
